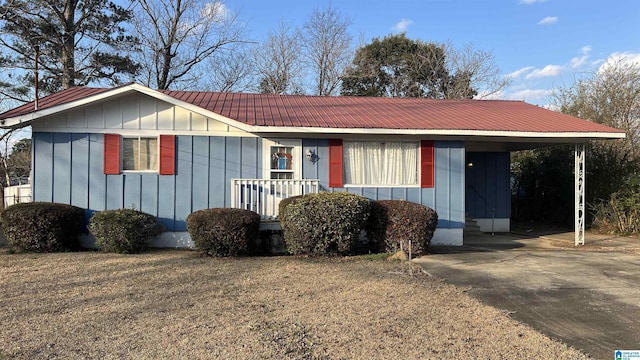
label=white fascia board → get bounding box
[249,126,627,140]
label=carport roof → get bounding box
[0,83,626,140]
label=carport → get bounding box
[464,135,619,246]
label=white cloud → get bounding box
[392,19,413,33]
[507,66,534,79]
[525,64,563,79]
[507,89,553,101]
[519,0,547,4]
[598,51,640,73]
[570,45,591,68]
[202,1,229,22]
[537,16,558,25]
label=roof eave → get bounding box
[248,125,627,140]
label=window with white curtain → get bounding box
[343,141,419,186]
[122,137,158,171]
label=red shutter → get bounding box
[103,134,120,175]
[159,135,176,175]
[420,140,435,188]
[328,139,343,188]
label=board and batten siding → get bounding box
[31,92,246,134]
[32,132,262,231]
[302,139,465,230]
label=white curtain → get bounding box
[123,137,158,171]
[344,141,418,185]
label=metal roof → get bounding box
[0,84,626,137]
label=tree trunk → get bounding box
[61,0,77,89]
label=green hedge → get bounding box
[367,200,438,256]
[279,192,370,256]
[0,202,85,252]
[186,208,261,256]
[89,209,164,254]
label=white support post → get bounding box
[574,143,586,246]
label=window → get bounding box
[343,141,419,186]
[104,134,175,175]
[123,137,158,171]
[270,145,294,179]
[329,139,435,188]
[263,139,301,180]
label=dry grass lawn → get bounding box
[0,249,588,359]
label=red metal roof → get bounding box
[0,85,625,135]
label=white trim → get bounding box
[122,135,159,172]
[473,218,510,233]
[344,184,420,188]
[32,127,258,137]
[575,144,586,246]
[80,232,195,249]
[250,127,626,138]
[154,232,194,248]
[431,228,463,246]
[2,83,625,140]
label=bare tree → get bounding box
[132,0,246,90]
[302,5,353,96]
[551,58,640,158]
[443,42,511,99]
[253,22,305,94]
[203,43,255,92]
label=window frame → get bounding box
[262,138,302,180]
[121,135,160,173]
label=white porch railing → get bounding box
[231,179,320,220]
[3,184,32,208]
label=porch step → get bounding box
[464,213,484,237]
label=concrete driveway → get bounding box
[414,231,640,360]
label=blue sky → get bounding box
[228,0,640,105]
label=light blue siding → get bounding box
[192,136,210,211]
[174,136,193,231]
[157,175,176,230]
[88,134,105,213]
[53,133,71,204]
[209,137,226,208]
[34,132,469,232]
[70,134,89,209]
[466,152,511,218]
[33,133,53,202]
[306,139,465,230]
[123,174,141,209]
[106,176,124,209]
[224,137,242,206]
[140,174,158,216]
[241,138,259,178]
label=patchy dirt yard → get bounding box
[0,249,589,359]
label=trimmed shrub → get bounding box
[280,192,370,256]
[367,200,438,256]
[89,209,164,254]
[186,208,261,256]
[0,202,85,252]
[278,195,303,223]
